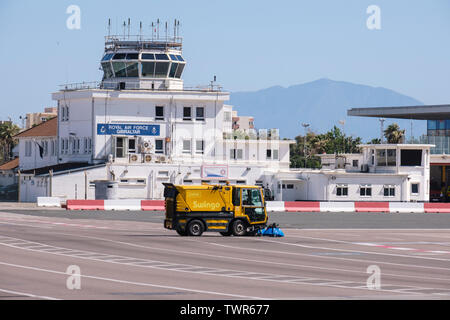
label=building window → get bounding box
[61,138,69,155]
[383,185,395,197]
[266,149,272,159]
[401,150,422,166]
[224,111,231,122]
[353,160,359,167]
[83,137,92,154]
[43,141,48,156]
[61,106,69,121]
[336,184,348,197]
[65,106,69,121]
[182,139,191,153]
[230,149,243,160]
[155,139,164,154]
[196,140,204,154]
[411,183,419,195]
[155,106,164,120]
[377,149,396,166]
[51,140,56,156]
[273,149,279,160]
[72,138,80,154]
[25,141,32,157]
[196,107,205,121]
[183,107,192,120]
[360,185,372,197]
[115,137,126,158]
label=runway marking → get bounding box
[0,261,266,300]
[0,288,59,300]
[0,235,447,297]
[0,216,110,230]
[269,234,450,260]
[47,231,450,285]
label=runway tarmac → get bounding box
[0,209,449,300]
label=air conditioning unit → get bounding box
[156,155,166,163]
[144,154,153,163]
[140,139,153,154]
[129,154,140,163]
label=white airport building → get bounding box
[14,28,434,203]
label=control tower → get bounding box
[100,21,185,91]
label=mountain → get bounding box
[229,78,425,141]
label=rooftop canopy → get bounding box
[347,104,450,120]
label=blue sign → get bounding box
[97,123,160,136]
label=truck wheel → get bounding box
[232,220,247,236]
[187,220,204,236]
[220,230,232,236]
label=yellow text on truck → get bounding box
[163,183,268,236]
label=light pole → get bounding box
[301,123,310,168]
[339,120,345,153]
[379,118,385,143]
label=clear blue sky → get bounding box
[1,0,449,124]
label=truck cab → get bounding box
[163,183,267,236]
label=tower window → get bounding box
[141,53,155,60]
[112,53,126,60]
[154,62,170,77]
[155,54,169,60]
[142,62,155,77]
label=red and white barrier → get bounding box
[278,201,450,213]
[284,201,320,212]
[66,199,164,211]
[424,203,450,213]
[65,199,450,213]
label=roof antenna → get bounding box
[165,21,168,41]
[151,22,154,41]
[108,18,111,37]
[139,21,142,40]
[127,18,131,39]
[157,19,160,39]
[174,19,177,38]
[122,21,126,38]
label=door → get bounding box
[241,188,266,223]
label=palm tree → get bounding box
[384,123,405,144]
[0,122,20,164]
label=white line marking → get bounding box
[45,231,450,282]
[0,261,266,300]
[0,288,59,300]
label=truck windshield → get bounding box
[242,188,263,206]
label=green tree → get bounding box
[368,138,381,144]
[384,123,405,144]
[0,122,20,164]
[290,126,362,168]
